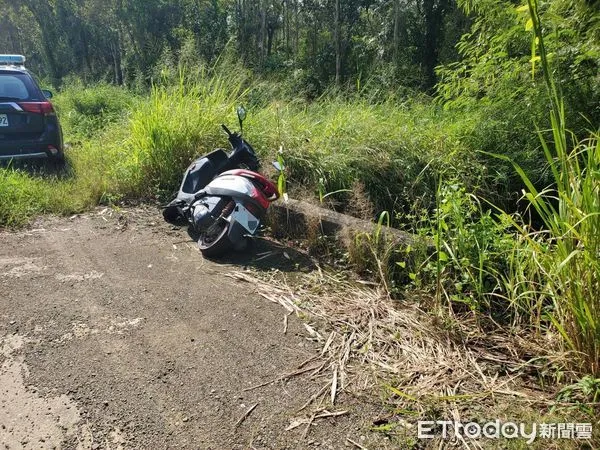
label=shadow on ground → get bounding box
[183,226,316,272]
[0,158,73,180]
[214,237,317,272]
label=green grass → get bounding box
[52,82,136,139]
[250,99,481,215]
[0,69,485,229]
[0,169,48,227]
[402,0,600,378]
[495,0,599,375]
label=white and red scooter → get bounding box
[163,111,280,257]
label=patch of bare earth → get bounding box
[1,207,597,449]
[0,207,392,449]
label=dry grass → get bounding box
[227,267,598,447]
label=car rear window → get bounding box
[0,72,40,101]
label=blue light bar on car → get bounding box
[0,55,26,66]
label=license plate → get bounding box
[0,114,8,127]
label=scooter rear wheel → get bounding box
[198,221,232,257]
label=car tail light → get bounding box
[18,101,55,115]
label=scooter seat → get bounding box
[181,149,229,195]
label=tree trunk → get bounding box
[113,30,123,85]
[334,0,341,85]
[267,23,275,57]
[6,19,17,53]
[312,20,318,64]
[260,1,267,63]
[393,0,400,62]
[22,0,62,86]
[422,0,446,91]
[80,28,92,78]
[237,0,246,61]
[285,0,290,54]
[293,0,299,57]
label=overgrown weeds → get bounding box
[0,70,488,229]
[396,0,600,378]
[53,82,136,139]
[333,0,600,386]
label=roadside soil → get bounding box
[0,207,385,449]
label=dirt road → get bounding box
[0,208,378,449]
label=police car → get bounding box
[0,55,64,163]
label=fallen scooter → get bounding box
[163,108,280,257]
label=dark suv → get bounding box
[0,55,64,163]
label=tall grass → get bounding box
[500,0,599,375]
[250,99,481,216]
[417,0,599,376]
[0,70,249,227]
[1,68,488,229]
[53,82,136,139]
[121,70,248,196]
[500,133,600,375]
[0,169,48,227]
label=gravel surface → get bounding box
[0,207,382,449]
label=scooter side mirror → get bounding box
[237,105,247,122]
[237,105,246,134]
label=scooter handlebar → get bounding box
[221,124,232,135]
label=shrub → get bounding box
[53,83,137,139]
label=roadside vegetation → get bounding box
[1,0,598,445]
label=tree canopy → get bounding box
[0,0,468,92]
[0,0,597,121]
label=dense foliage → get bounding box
[2,0,597,206]
[1,0,464,93]
[437,0,600,200]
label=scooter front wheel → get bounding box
[198,222,232,257]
